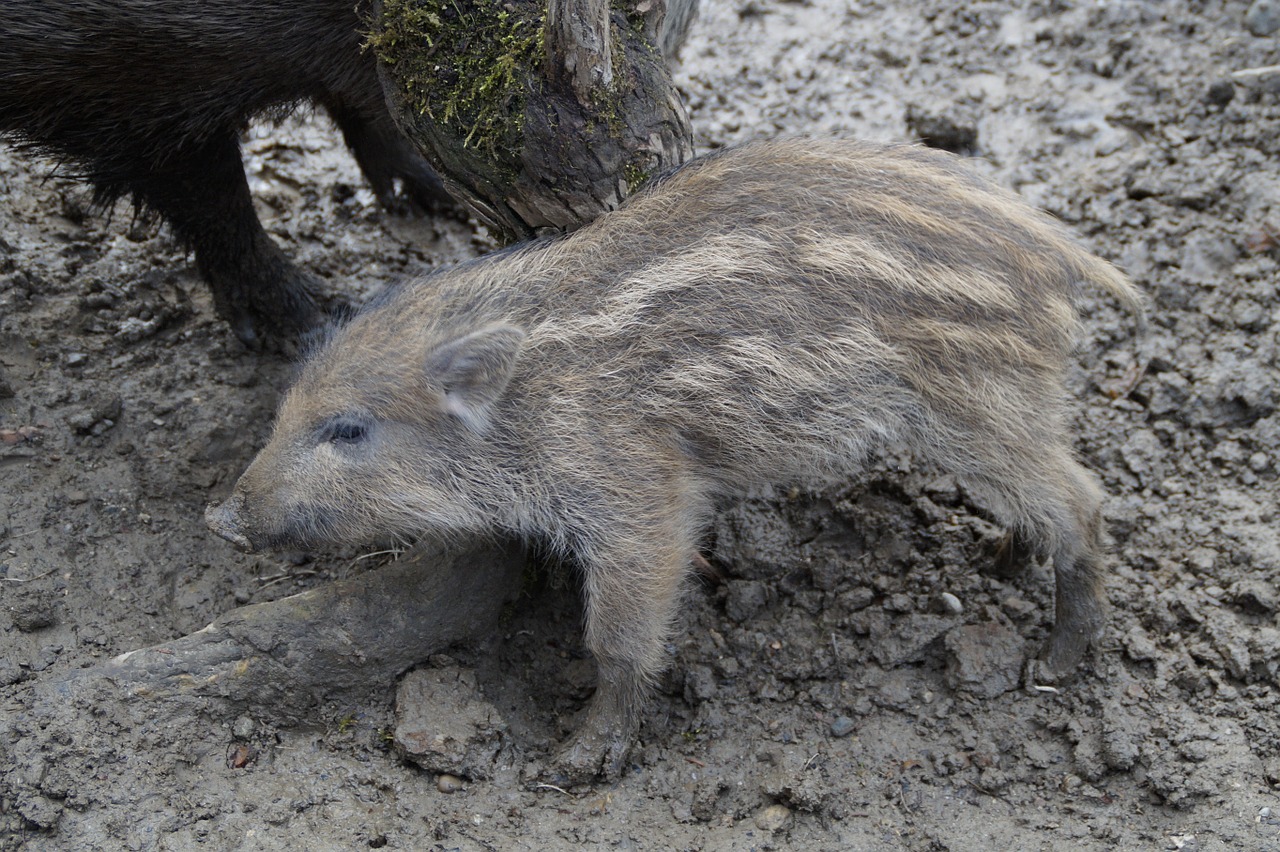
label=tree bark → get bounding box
[370,0,696,240]
[63,538,526,719]
[545,0,614,103]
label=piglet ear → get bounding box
[426,323,526,431]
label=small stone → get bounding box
[871,613,953,667]
[1232,298,1265,330]
[1205,79,1235,106]
[16,794,63,830]
[943,622,1024,699]
[232,715,257,740]
[1000,595,1037,620]
[937,592,963,615]
[754,803,792,832]
[1231,580,1278,614]
[724,580,768,623]
[394,666,510,781]
[884,592,913,613]
[1187,547,1218,573]
[1179,739,1211,763]
[830,716,856,738]
[65,352,88,367]
[1246,0,1280,36]
[1248,452,1271,472]
[9,588,57,632]
[115,316,161,343]
[905,106,978,153]
[1101,703,1143,772]
[1124,625,1159,662]
[0,658,25,686]
[28,645,61,671]
[436,773,465,794]
[66,394,123,435]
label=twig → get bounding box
[1232,65,1280,79]
[534,782,573,796]
[256,568,320,588]
[1,569,56,583]
[966,778,1015,808]
[354,547,407,562]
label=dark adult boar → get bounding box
[207,138,1142,782]
[0,0,449,348]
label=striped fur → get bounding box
[210,138,1141,782]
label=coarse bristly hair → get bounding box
[212,137,1143,781]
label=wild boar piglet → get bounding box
[207,137,1141,783]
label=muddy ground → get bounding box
[3,0,1280,849]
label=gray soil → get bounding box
[3,0,1280,849]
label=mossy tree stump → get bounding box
[370,0,696,239]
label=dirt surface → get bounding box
[3,1,1280,849]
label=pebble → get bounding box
[1246,0,1280,36]
[938,592,963,614]
[1232,298,1264,330]
[0,658,24,687]
[754,803,792,831]
[830,715,856,738]
[904,106,978,153]
[10,590,57,632]
[1232,581,1279,615]
[232,715,257,740]
[1204,79,1235,106]
[437,773,466,794]
[884,592,913,613]
[943,622,1024,699]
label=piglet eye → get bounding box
[326,419,368,446]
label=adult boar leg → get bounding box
[133,131,322,349]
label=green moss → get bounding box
[623,161,651,194]
[368,0,546,165]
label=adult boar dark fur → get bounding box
[207,138,1142,782]
[0,0,448,348]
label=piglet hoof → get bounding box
[542,732,632,788]
[1029,622,1099,686]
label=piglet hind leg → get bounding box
[1036,459,1109,681]
[978,451,1108,681]
[544,519,696,785]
